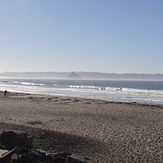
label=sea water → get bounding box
[0,79,163,105]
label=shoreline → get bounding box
[1,79,163,106]
[0,91,163,162]
[1,90,163,108]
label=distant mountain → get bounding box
[67,72,82,79]
[0,72,69,79]
[0,71,163,81]
[78,72,163,81]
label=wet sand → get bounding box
[0,91,162,162]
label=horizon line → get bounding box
[0,71,163,75]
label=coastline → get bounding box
[1,79,163,105]
[0,91,163,162]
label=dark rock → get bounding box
[17,154,35,163]
[45,154,55,163]
[27,149,46,162]
[0,158,7,163]
[54,156,65,163]
[23,135,33,148]
[54,152,71,159]
[45,152,71,163]
[65,154,90,163]
[10,153,19,163]
[0,131,25,149]
[0,131,33,149]
[0,131,90,163]
[1,147,21,161]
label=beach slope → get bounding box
[0,92,162,162]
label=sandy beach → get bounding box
[0,91,162,162]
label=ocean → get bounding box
[0,79,163,105]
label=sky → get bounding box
[0,0,163,74]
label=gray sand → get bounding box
[0,92,162,162]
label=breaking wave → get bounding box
[13,81,45,86]
[0,79,163,105]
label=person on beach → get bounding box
[4,90,7,96]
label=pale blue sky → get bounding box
[0,0,163,73]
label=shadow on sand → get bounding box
[0,122,106,161]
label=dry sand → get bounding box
[0,91,162,162]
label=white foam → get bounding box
[1,80,163,105]
[13,81,44,86]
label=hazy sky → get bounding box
[0,0,163,73]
